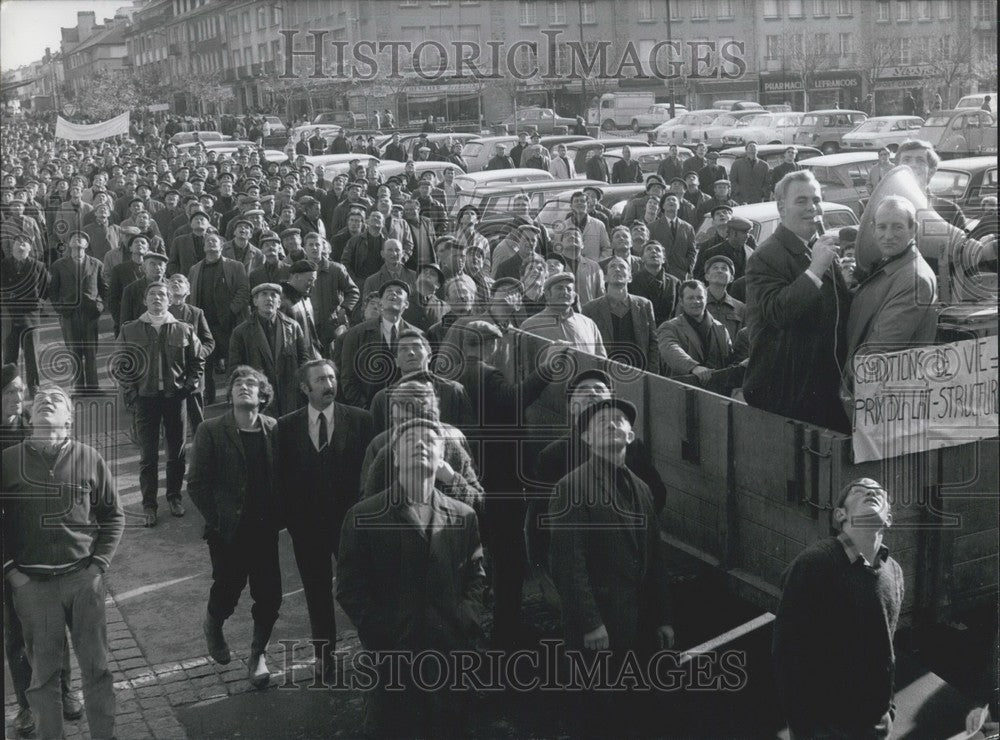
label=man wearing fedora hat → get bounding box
[48,231,106,391]
[117,280,203,526]
[547,397,674,736]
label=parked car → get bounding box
[451,169,556,213]
[956,92,998,115]
[695,200,858,244]
[798,152,879,216]
[701,111,763,149]
[653,109,726,145]
[712,100,764,111]
[312,110,368,128]
[169,131,225,146]
[460,136,520,171]
[840,116,924,152]
[916,109,999,159]
[928,156,998,221]
[395,132,481,159]
[262,115,289,146]
[764,103,793,113]
[564,138,650,175]
[455,178,605,220]
[376,161,465,184]
[535,184,648,234]
[501,107,576,134]
[720,112,805,147]
[601,146,694,183]
[715,144,822,174]
[631,103,690,132]
[791,109,868,154]
[539,134,593,149]
[305,153,380,183]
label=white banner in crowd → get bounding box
[55,111,130,141]
[852,336,999,463]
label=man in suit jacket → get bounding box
[229,283,309,418]
[846,197,938,381]
[189,234,251,404]
[630,240,681,326]
[118,251,169,330]
[276,359,374,683]
[47,231,107,391]
[360,238,418,307]
[337,418,485,737]
[187,365,281,688]
[648,194,697,281]
[546,399,673,737]
[168,274,215,430]
[1,236,48,394]
[583,257,660,375]
[339,280,418,409]
[222,219,265,274]
[167,210,212,276]
[744,171,852,432]
[658,280,742,395]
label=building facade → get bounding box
[60,11,131,101]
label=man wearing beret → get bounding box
[48,231,106,391]
[280,260,323,360]
[1,237,48,395]
[229,283,309,416]
[188,232,251,404]
[301,233,360,355]
[117,280,203,526]
[546,398,673,737]
[339,279,420,409]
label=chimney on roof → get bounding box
[78,11,96,37]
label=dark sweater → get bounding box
[2,439,124,576]
[772,535,904,734]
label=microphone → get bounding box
[813,216,825,237]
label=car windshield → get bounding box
[537,198,572,229]
[745,114,773,126]
[854,120,889,133]
[714,115,740,126]
[462,142,484,158]
[929,169,972,198]
[922,115,951,127]
[807,166,847,187]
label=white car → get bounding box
[653,109,725,145]
[956,92,997,115]
[305,153,379,182]
[695,200,859,244]
[701,111,763,149]
[631,104,689,132]
[720,112,804,147]
[840,116,925,152]
[601,146,694,183]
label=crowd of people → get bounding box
[1,109,996,739]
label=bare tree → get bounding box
[971,53,998,95]
[784,33,837,111]
[182,69,234,117]
[925,35,974,108]
[858,36,898,113]
[75,70,140,119]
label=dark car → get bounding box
[928,156,998,221]
[501,107,577,134]
[565,138,651,175]
[715,144,822,173]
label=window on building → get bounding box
[787,0,804,17]
[897,0,911,20]
[975,0,996,20]
[839,32,852,56]
[242,11,250,33]
[876,0,889,21]
[637,0,655,21]
[691,0,708,19]
[233,49,242,68]
[399,0,419,5]
[257,7,266,29]
[814,0,828,16]
[939,35,950,56]
[271,6,281,24]
[918,0,931,18]
[980,34,997,57]
[789,33,803,55]
[258,43,267,63]
[515,44,538,75]
[550,0,566,23]
[766,34,780,59]
[899,36,911,62]
[718,0,735,18]
[815,33,828,55]
[520,0,536,25]
[580,0,596,22]
[938,0,952,18]
[763,0,781,16]
[272,39,281,62]
[838,0,852,14]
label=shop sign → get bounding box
[877,64,934,79]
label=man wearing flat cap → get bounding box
[116,280,203,526]
[521,271,607,357]
[699,149,728,194]
[621,177,668,228]
[48,231,106,391]
[329,180,373,236]
[280,260,323,360]
[118,250,168,329]
[695,179,738,226]
[223,218,265,274]
[229,282,309,416]
[546,397,673,737]
[414,177,447,236]
[701,254,746,347]
[249,232,289,288]
[189,232,251,404]
[694,215,756,301]
[168,209,213,276]
[340,279,419,408]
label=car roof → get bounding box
[565,138,649,150]
[723,200,854,220]
[376,161,451,175]
[719,144,822,157]
[798,152,879,165]
[472,178,606,195]
[305,153,378,166]
[934,156,997,171]
[863,115,924,121]
[604,146,694,156]
[464,136,519,145]
[455,168,556,183]
[802,109,866,115]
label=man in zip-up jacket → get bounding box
[2,384,124,740]
[117,281,203,526]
